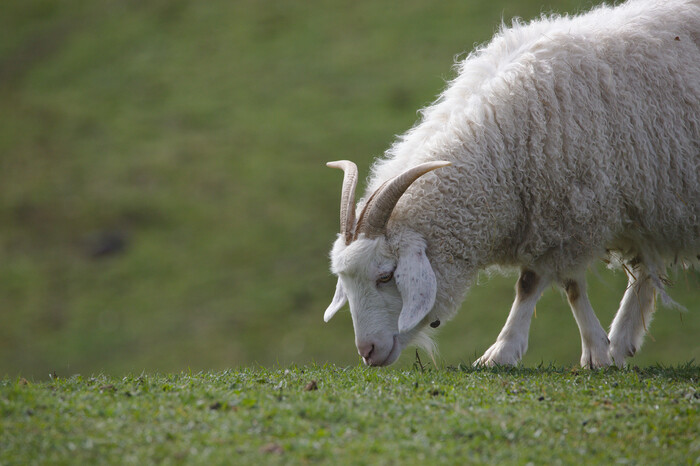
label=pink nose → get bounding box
[357,342,375,359]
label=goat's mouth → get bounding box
[365,335,401,367]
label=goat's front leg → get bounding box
[474,269,550,367]
[608,265,656,368]
[561,276,612,369]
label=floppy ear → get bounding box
[324,279,347,322]
[395,245,437,333]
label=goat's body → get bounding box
[369,0,699,320]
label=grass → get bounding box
[1,0,698,380]
[2,363,699,464]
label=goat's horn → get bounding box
[355,161,451,239]
[327,160,358,245]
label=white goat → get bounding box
[324,0,700,368]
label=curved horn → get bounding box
[355,161,451,239]
[327,160,358,245]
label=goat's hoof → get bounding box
[474,340,522,367]
[608,344,635,369]
[580,348,613,369]
[580,337,613,369]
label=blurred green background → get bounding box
[1,0,697,379]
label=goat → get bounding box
[324,0,699,368]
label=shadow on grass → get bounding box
[445,360,700,382]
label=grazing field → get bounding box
[2,364,699,464]
[1,0,698,380]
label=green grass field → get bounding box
[1,0,698,381]
[2,364,698,464]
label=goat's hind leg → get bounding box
[561,275,612,369]
[609,264,656,367]
[474,269,551,367]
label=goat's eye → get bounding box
[376,271,393,284]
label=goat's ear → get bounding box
[396,245,437,333]
[324,279,347,322]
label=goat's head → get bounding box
[325,160,450,366]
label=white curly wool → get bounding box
[328,0,699,368]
